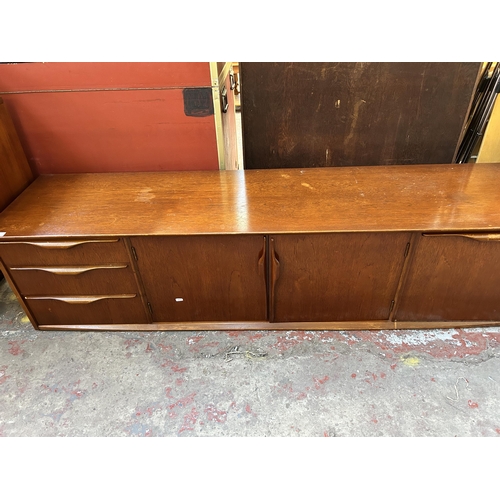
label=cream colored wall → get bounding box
[476,97,500,163]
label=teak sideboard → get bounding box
[1,164,500,331]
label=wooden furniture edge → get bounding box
[0,258,39,328]
[3,164,500,238]
[36,320,500,332]
[0,97,35,213]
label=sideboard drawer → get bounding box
[9,264,137,296]
[0,239,129,267]
[25,294,148,325]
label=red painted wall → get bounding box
[0,62,212,92]
[0,63,219,174]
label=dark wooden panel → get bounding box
[2,164,500,239]
[396,233,500,321]
[9,265,137,296]
[130,235,267,322]
[241,62,480,169]
[0,62,211,92]
[26,295,148,325]
[0,98,34,212]
[0,239,129,266]
[1,89,219,174]
[271,232,410,322]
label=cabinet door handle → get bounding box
[270,238,280,281]
[423,233,500,242]
[11,264,127,275]
[258,236,268,320]
[25,294,136,304]
[258,236,267,274]
[269,237,281,322]
[5,239,119,249]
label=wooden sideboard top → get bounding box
[1,164,500,239]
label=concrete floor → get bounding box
[1,278,500,437]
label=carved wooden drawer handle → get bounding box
[26,294,136,304]
[4,239,119,249]
[11,264,128,275]
[423,233,500,242]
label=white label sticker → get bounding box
[0,232,5,237]
[175,298,184,302]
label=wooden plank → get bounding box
[0,98,34,212]
[1,89,219,174]
[2,164,500,238]
[241,62,481,169]
[0,62,211,92]
[36,320,500,331]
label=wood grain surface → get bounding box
[1,164,500,239]
[396,233,500,321]
[9,265,137,296]
[240,62,481,169]
[130,235,267,322]
[0,98,34,212]
[25,295,148,325]
[271,233,410,322]
[0,239,129,265]
[35,320,500,331]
